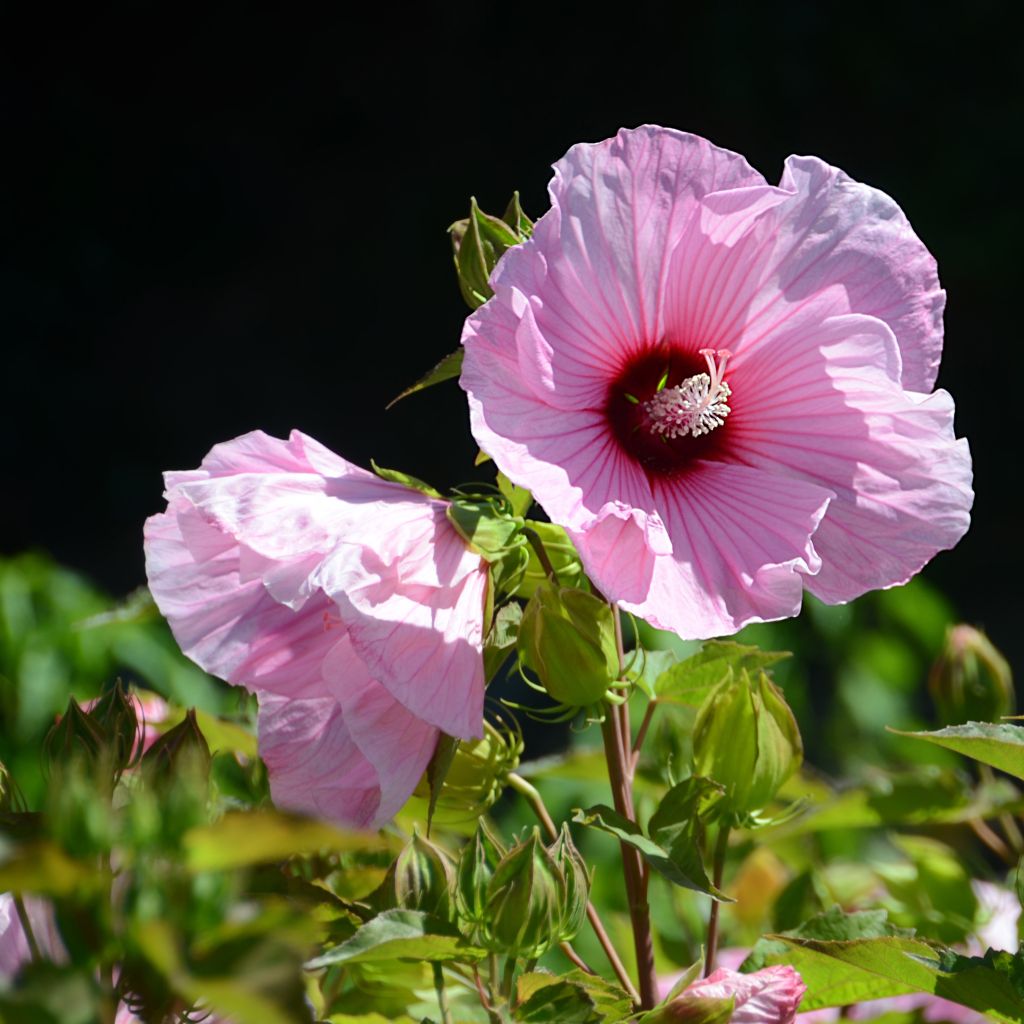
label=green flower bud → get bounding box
[450,195,531,309]
[456,820,505,935]
[518,581,618,706]
[419,718,523,820]
[88,679,141,776]
[43,696,107,773]
[446,497,529,597]
[692,670,802,818]
[142,708,211,780]
[929,625,1014,725]
[484,828,563,958]
[548,823,590,942]
[389,829,457,922]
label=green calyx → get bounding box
[479,825,591,958]
[691,669,802,819]
[518,581,619,708]
[387,829,458,922]
[450,194,533,309]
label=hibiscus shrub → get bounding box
[2,127,1020,1024]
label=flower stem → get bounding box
[630,700,658,771]
[704,824,730,978]
[601,708,658,1010]
[522,527,560,584]
[433,962,454,1024]
[507,771,640,1003]
[13,895,41,962]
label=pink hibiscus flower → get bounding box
[661,966,806,1023]
[144,429,488,828]
[461,126,972,638]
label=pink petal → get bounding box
[145,430,489,739]
[144,499,338,698]
[589,462,830,639]
[462,296,664,544]
[741,156,944,393]
[316,507,488,739]
[684,967,806,1024]
[728,312,972,604]
[0,894,66,976]
[258,691,383,828]
[258,647,439,832]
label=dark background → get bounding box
[3,4,1020,665]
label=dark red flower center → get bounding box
[604,343,734,478]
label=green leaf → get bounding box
[514,979,602,1023]
[655,641,790,706]
[386,349,464,409]
[306,909,485,968]
[0,840,96,896]
[744,905,913,973]
[184,810,390,870]
[770,936,1024,1020]
[370,461,443,498]
[573,804,730,899]
[891,722,1024,780]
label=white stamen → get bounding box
[644,348,733,439]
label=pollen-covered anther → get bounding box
[645,348,733,439]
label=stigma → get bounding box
[644,348,732,439]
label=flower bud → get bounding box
[518,581,618,706]
[692,670,802,818]
[929,625,1014,725]
[141,708,211,780]
[388,829,457,922]
[43,696,107,773]
[88,679,141,776]
[419,717,523,820]
[548,823,590,942]
[484,828,563,958]
[456,820,505,935]
[450,195,531,309]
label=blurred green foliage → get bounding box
[0,552,231,806]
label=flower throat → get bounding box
[604,344,733,477]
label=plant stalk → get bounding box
[433,962,454,1024]
[601,708,658,1010]
[704,824,730,977]
[13,895,41,963]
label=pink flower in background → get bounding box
[461,125,972,639]
[669,966,806,1023]
[144,429,488,828]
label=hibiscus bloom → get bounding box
[461,126,972,638]
[657,966,806,1023]
[144,429,488,828]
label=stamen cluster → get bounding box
[645,348,732,439]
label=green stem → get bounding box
[522,527,560,584]
[506,772,640,1003]
[13,895,41,963]
[502,957,517,1001]
[433,962,454,1024]
[704,825,730,978]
